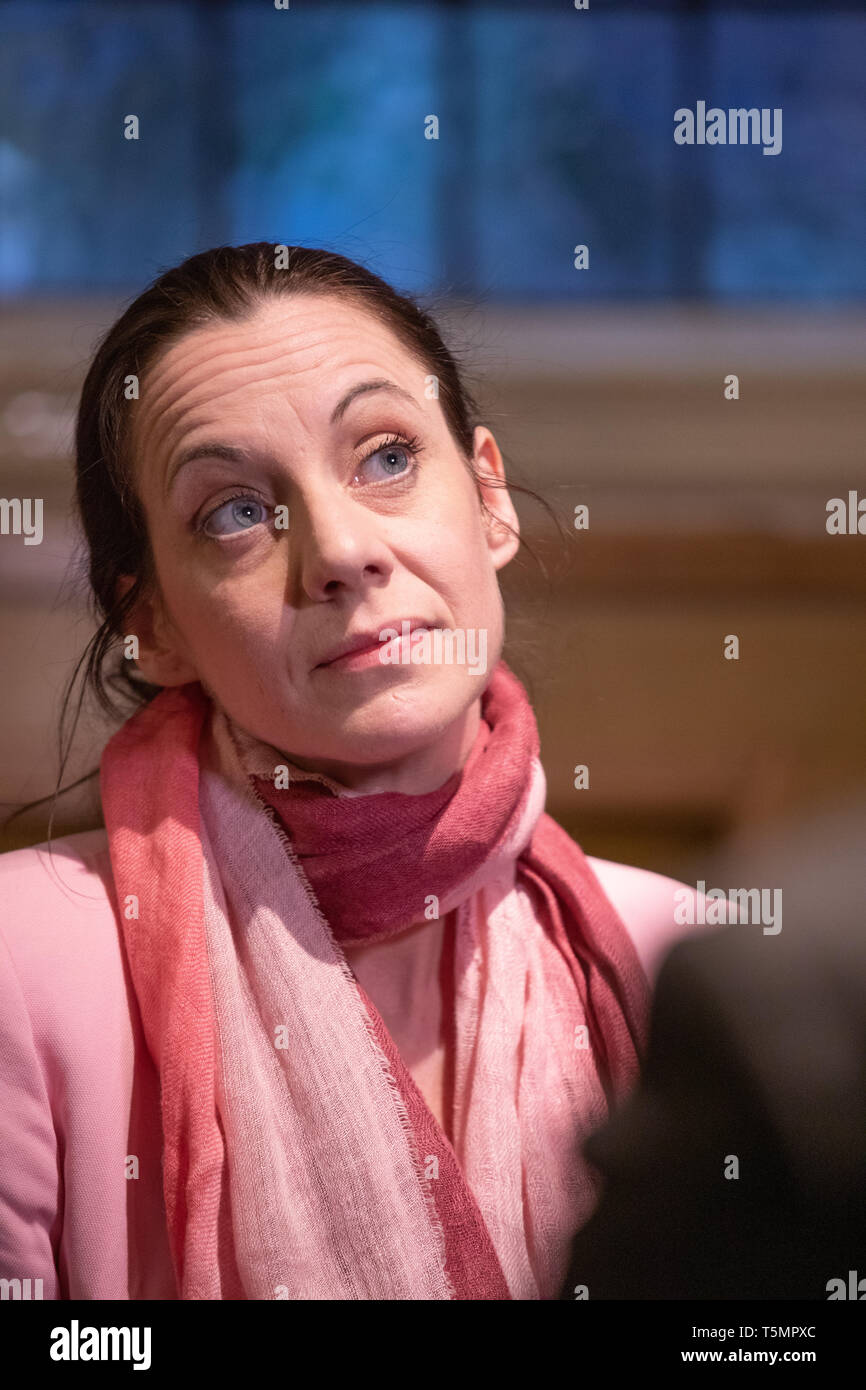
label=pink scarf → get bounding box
[100,659,649,1299]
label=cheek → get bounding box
[419,483,489,579]
[209,589,289,663]
[157,551,288,667]
[429,509,499,609]
[426,550,502,659]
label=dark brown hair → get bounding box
[6,242,558,840]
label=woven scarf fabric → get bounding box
[99,659,650,1299]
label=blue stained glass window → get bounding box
[0,2,201,289]
[0,1,863,301]
[468,10,680,299]
[708,14,866,298]
[228,4,440,288]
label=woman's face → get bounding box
[124,293,519,790]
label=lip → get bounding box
[314,618,432,670]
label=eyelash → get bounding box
[357,432,424,483]
[194,432,425,536]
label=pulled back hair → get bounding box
[7,242,556,841]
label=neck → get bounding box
[284,698,482,796]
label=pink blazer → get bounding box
[0,828,707,1300]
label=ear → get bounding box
[471,426,520,571]
[115,574,199,687]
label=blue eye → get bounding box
[202,496,268,537]
[359,433,423,484]
[368,443,410,478]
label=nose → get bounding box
[291,483,394,603]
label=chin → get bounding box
[317,669,481,760]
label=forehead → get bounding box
[131,293,423,464]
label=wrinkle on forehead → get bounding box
[130,297,421,492]
[140,322,297,424]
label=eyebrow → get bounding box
[329,378,419,425]
[166,378,420,494]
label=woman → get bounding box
[0,243,700,1301]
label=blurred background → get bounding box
[1,0,864,882]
